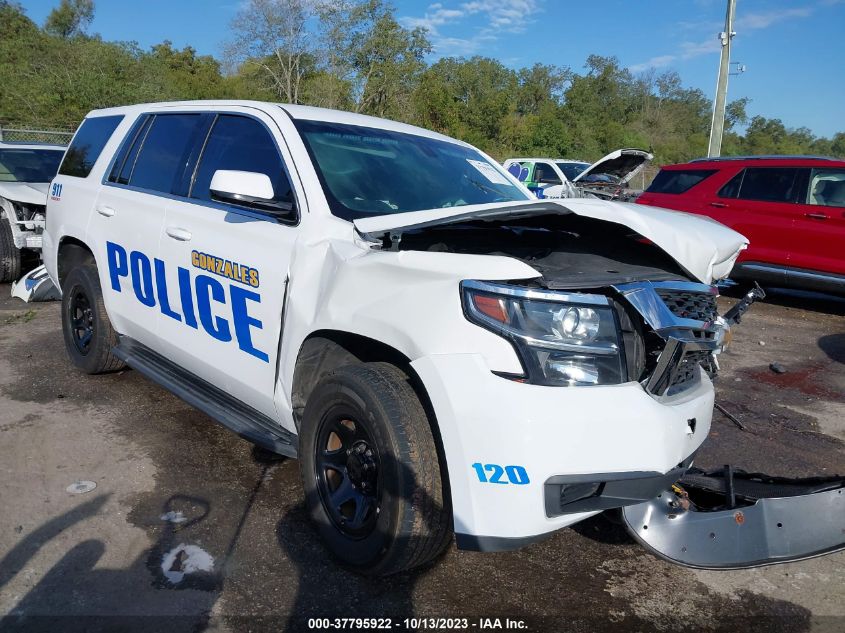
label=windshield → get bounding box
[294,120,530,220]
[0,149,64,183]
[556,161,590,181]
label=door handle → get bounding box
[96,206,115,217]
[165,227,192,241]
[804,212,828,220]
[709,202,728,208]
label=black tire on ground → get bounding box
[0,216,22,283]
[61,262,125,374]
[300,362,452,576]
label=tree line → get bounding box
[1,0,843,164]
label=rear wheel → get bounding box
[0,216,21,283]
[61,263,125,374]
[300,362,451,576]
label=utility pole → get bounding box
[707,0,737,157]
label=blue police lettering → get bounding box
[178,266,198,329]
[130,251,155,307]
[196,275,232,342]
[230,286,269,362]
[105,241,268,362]
[107,241,127,291]
[154,258,182,322]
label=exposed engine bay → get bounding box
[393,213,691,289]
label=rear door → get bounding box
[91,112,209,346]
[791,167,845,275]
[710,167,802,268]
[156,110,301,417]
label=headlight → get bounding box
[461,280,624,386]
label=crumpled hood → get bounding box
[0,182,49,205]
[353,198,748,285]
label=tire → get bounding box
[300,362,452,576]
[0,216,21,283]
[61,262,125,374]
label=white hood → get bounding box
[573,148,653,185]
[353,198,748,285]
[0,182,49,206]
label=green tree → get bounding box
[353,12,430,118]
[225,0,314,103]
[147,41,225,100]
[44,0,93,38]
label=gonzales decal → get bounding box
[191,250,260,288]
[106,241,269,362]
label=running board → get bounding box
[113,337,297,457]
[622,468,845,569]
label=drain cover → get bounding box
[66,480,97,494]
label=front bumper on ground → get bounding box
[412,353,715,551]
[623,468,845,569]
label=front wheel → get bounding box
[61,263,125,374]
[299,362,452,576]
[0,216,21,283]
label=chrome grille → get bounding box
[613,281,724,397]
[669,350,712,391]
[656,289,718,323]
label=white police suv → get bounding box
[44,101,748,575]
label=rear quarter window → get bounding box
[645,169,716,194]
[724,167,802,203]
[58,115,124,178]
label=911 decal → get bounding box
[472,463,530,485]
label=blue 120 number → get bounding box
[472,463,530,485]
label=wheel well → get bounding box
[57,238,94,286]
[292,331,413,421]
[291,330,451,503]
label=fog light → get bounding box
[544,354,599,385]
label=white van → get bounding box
[44,101,747,575]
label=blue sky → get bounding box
[18,0,845,137]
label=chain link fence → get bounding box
[635,165,661,192]
[0,124,76,145]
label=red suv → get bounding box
[636,156,845,295]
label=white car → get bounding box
[504,149,653,200]
[44,101,747,575]
[0,141,66,282]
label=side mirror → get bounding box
[209,169,295,218]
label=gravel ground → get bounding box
[0,282,842,633]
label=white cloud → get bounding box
[400,0,542,56]
[629,55,678,73]
[628,2,828,73]
[737,7,813,30]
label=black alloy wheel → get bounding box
[67,286,95,355]
[315,415,382,539]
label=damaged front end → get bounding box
[623,467,845,569]
[354,199,843,567]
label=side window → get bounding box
[646,169,717,194]
[736,168,801,203]
[58,115,123,178]
[718,170,744,198]
[108,115,153,185]
[807,169,845,207]
[190,115,294,209]
[129,114,204,194]
[534,162,562,185]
